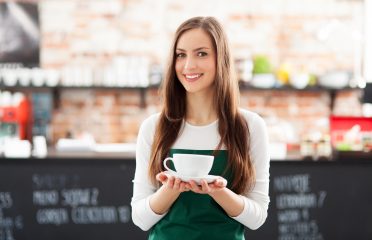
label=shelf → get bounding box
[238,82,356,92]
[333,150,372,161]
[0,83,160,91]
[1,81,359,92]
[0,84,160,109]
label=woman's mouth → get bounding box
[184,73,203,82]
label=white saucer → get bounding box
[164,171,220,185]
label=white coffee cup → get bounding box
[163,154,214,177]
[32,136,48,158]
[4,138,31,158]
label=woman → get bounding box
[131,16,270,240]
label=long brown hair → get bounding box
[148,16,255,194]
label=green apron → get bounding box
[149,149,245,240]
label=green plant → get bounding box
[252,55,273,74]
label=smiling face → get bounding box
[175,28,217,96]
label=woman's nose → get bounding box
[184,57,196,70]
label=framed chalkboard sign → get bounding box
[0,2,40,66]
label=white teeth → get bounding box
[185,74,201,79]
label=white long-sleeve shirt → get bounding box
[131,109,270,231]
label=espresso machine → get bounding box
[0,93,32,141]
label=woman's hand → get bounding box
[149,172,190,215]
[156,172,190,193]
[188,177,227,195]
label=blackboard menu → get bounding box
[1,159,372,240]
[247,161,372,240]
[0,159,146,240]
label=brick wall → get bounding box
[41,0,363,73]
[51,88,363,144]
[51,89,160,143]
[38,0,364,144]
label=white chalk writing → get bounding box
[274,174,326,240]
[276,193,317,209]
[0,193,12,209]
[36,208,69,225]
[71,206,117,224]
[33,190,59,206]
[274,174,310,193]
[61,188,99,207]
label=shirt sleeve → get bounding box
[131,115,167,231]
[231,113,270,230]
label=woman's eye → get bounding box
[176,53,186,58]
[197,52,208,57]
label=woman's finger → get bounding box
[189,180,202,193]
[201,180,210,192]
[179,182,189,192]
[156,172,168,182]
[213,178,227,188]
[173,178,181,190]
[167,176,175,188]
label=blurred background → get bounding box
[1,0,372,160]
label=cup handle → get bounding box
[163,157,177,174]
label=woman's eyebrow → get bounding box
[176,47,210,52]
